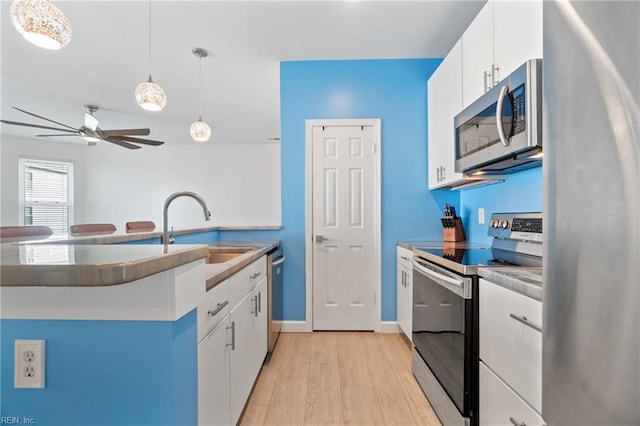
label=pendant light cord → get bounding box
[198,55,203,118]
[148,0,152,75]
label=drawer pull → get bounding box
[509,417,526,426]
[400,256,410,261]
[250,272,261,280]
[509,313,542,332]
[208,300,229,317]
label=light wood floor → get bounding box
[240,332,442,426]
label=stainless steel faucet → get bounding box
[162,191,211,251]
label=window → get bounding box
[18,158,74,235]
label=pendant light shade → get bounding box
[136,1,166,111]
[10,0,72,50]
[135,75,167,112]
[190,117,211,142]
[190,47,211,143]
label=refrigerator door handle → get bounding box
[509,313,542,333]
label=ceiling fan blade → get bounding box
[84,112,99,131]
[110,135,165,146]
[104,137,142,149]
[0,119,79,133]
[13,107,77,131]
[101,128,151,137]
[36,133,83,137]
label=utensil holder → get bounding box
[442,217,466,242]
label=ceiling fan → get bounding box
[0,105,165,149]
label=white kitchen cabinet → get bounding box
[479,277,543,426]
[480,362,545,426]
[396,246,413,342]
[197,255,268,426]
[462,0,543,108]
[479,278,542,411]
[229,275,268,425]
[428,39,465,189]
[198,315,231,426]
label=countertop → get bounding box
[478,266,543,301]
[0,240,280,289]
[0,243,209,287]
[397,240,491,250]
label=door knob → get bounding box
[315,235,329,243]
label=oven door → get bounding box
[412,256,475,417]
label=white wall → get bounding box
[1,137,281,232]
[1,136,88,226]
[83,143,281,231]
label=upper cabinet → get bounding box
[428,40,464,189]
[462,0,543,108]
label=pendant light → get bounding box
[135,0,166,112]
[190,47,212,143]
[10,0,72,50]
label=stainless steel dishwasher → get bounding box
[266,246,285,360]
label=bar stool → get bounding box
[69,223,116,236]
[0,225,53,240]
[125,221,156,233]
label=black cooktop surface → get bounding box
[417,247,495,267]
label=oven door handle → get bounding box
[412,256,466,298]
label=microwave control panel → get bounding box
[511,84,527,136]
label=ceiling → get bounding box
[0,0,485,146]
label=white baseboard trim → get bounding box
[379,321,401,333]
[281,321,311,333]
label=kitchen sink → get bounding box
[206,247,255,264]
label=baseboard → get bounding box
[280,321,311,332]
[379,321,401,333]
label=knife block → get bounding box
[442,218,466,242]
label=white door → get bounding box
[311,123,379,330]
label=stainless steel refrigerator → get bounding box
[543,1,639,424]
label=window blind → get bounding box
[19,159,74,235]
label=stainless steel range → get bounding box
[411,212,542,426]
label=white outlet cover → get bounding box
[478,208,486,224]
[15,339,45,389]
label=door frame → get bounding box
[304,118,382,332]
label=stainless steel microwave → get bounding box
[454,59,542,175]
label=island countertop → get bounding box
[0,243,209,287]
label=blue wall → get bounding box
[280,59,459,322]
[460,168,543,244]
[0,310,197,425]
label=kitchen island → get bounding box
[0,238,279,426]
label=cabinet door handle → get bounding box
[208,300,229,318]
[509,417,526,426]
[226,321,236,351]
[250,272,261,280]
[436,166,441,182]
[251,297,257,316]
[492,64,500,86]
[484,70,492,92]
[257,292,262,314]
[401,270,405,287]
[509,313,542,332]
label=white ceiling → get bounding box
[1,0,485,146]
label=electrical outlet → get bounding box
[478,208,486,224]
[15,339,45,389]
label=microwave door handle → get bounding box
[496,84,510,147]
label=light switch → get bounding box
[478,208,485,224]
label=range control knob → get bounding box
[490,220,499,228]
[500,220,510,229]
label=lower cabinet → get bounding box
[198,256,268,426]
[479,363,545,426]
[230,276,267,424]
[397,246,413,342]
[198,316,231,426]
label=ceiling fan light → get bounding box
[190,119,211,142]
[135,75,166,112]
[10,0,72,50]
[81,135,101,143]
